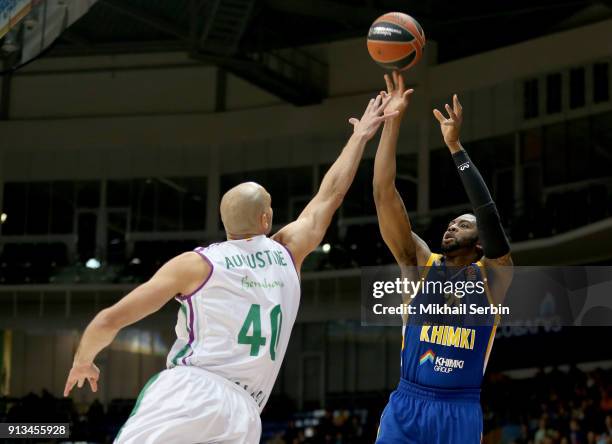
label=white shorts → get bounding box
[114,366,262,444]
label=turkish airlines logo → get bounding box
[458,162,470,171]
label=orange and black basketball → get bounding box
[367,12,426,71]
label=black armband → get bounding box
[452,149,510,258]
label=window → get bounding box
[2,183,27,235]
[429,148,464,208]
[546,73,562,114]
[339,159,376,217]
[523,78,539,119]
[542,122,567,185]
[593,62,610,104]
[109,177,207,232]
[569,67,585,109]
[50,182,75,234]
[591,111,612,178]
[26,182,51,234]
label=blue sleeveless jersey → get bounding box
[400,253,497,389]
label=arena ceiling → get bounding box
[10,0,612,105]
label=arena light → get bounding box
[322,243,331,253]
[85,258,101,269]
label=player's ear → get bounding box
[261,211,271,231]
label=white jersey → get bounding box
[166,235,301,411]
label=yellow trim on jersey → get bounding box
[477,261,500,374]
[425,253,442,267]
[483,323,498,373]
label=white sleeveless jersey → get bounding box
[165,235,300,411]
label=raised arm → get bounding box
[273,94,398,270]
[373,71,431,266]
[64,252,210,396]
[433,95,513,301]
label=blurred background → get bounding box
[0,0,611,443]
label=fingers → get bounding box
[88,377,98,393]
[453,94,463,117]
[379,93,393,112]
[365,97,375,113]
[384,74,394,93]
[348,117,359,127]
[445,103,458,122]
[433,108,446,124]
[403,89,415,100]
[376,110,400,122]
[397,71,405,91]
[64,378,76,397]
[77,377,84,389]
[373,94,383,110]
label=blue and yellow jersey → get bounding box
[400,253,497,389]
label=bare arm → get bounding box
[373,72,431,266]
[273,94,398,270]
[64,252,210,396]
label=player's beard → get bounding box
[440,234,478,253]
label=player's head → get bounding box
[440,213,482,257]
[220,182,273,238]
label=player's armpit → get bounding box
[100,252,211,330]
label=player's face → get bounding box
[440,214,479,253]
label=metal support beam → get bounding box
[100,0,190,42]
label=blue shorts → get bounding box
[376,379,483,444]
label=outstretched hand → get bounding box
[64,362,100,397]
[433,94,463,151]
[349,94,399,141]
[383,71,414,115]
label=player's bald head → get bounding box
[220,182,273,238]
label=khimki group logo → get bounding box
[419,349,465,374]
[419,349,436,366]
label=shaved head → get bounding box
[220,182,273,238]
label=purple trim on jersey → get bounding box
[175,247,214,301]
[277,241,300,279]
[181,296,196,365]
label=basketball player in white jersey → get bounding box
[63,94,399,444]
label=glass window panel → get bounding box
[521,129,542,162]
[76,181,100,209]
[179,177,207,231]
[26,182,51,234]
[523,78,539,119]
[570,67,585,109]
[131,179,155,231]
[50,181,74,234]
[567,118,591,182]
[543,122,568,185]
[430,148,464,208]
[107,180,132,207]
[546,73,562,114]
[593,62,610,104]
[591,111,612,178]
[2,183,27,235]
[156,178,182,231]
[342,159,376,217]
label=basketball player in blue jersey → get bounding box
[372,71,514,444]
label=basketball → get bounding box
[367,12,426,71]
